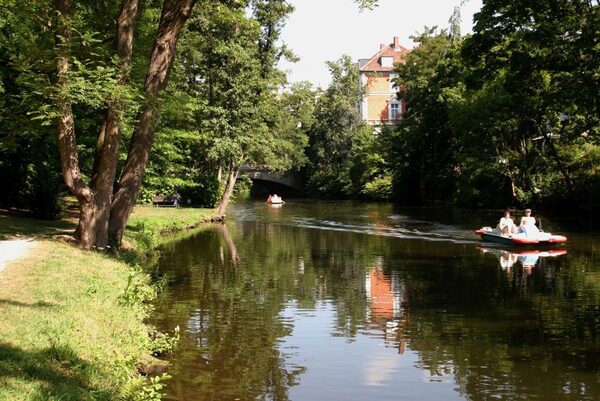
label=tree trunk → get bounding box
[92,107,125,248]
[91,0,139,249]
[216,161,223,182]
[216,165,239,215]
[109,0,197,247]
[55,0,96,249]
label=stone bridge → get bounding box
[239,165,303,192]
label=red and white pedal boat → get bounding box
[474,227,567,245]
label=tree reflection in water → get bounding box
[153,209,600,401]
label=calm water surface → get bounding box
[152,201,600,401]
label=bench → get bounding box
[152,195,180,208]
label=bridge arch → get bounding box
[240,165,304,195]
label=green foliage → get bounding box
[383,1,599,216]
[305,55,367,197]
[457,0,600,211]
[149,326,180,357]
[121,268,157,307]
[360,174,393,200]
[0,2,63,217]
[136,374,172,401]
[387,27,463,204]
[302,55,395,200]
[0,0,145,217]
[141,0,304,207]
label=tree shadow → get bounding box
[0,299,56,308]
[0,214,75,240]
[0,342,116,400]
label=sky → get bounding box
[278,0,483,88]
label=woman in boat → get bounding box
[498,210,517,235]
[518,208,540,237]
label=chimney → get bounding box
[393,36,400,49]
[380,43,386,50]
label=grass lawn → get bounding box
[0,206,218,400]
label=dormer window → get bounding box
[380,56,394,68]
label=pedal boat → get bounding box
[475,227,567,245]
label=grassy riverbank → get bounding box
[0,207,219,401]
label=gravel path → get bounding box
[0,239,37,273]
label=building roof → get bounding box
[359,36,410,72]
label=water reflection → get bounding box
[365,260,407,353]
[478,246,568,273]
[153,203,600,401]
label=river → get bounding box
[152,201,600,401]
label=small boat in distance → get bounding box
[475,226,567,245]
[266,194,285,205]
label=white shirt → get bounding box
[499,217,514,230]
[521,216,536,226]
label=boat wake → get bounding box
[291,217,478,244]
[231,203,481,244]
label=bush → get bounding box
[360,175,393,201]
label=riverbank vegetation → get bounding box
[0,206,217,400]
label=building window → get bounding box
[389,102,400,120]
[381,56,394,67]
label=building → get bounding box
[358,36,410,125]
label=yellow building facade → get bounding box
[358,37,410,125]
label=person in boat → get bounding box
[267,194,273,203]
[519,208,536,227]
[498,210,517,235]
[517,208,541,237]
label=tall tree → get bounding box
[91,0,139,248]
[207,0,294,214]
[51,0,198,248]
[54,0,140,248]
[305,55,371,197]
[109,0,197,246]
[390,28,464,204]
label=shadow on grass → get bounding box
[0,342,116,401]
[0,214,75,240]
[0,299,56,308]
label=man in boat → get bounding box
[498,210,517,236]
[520,208,536,227]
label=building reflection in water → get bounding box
[365,258,407,353]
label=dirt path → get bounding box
[0,239,37,273]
